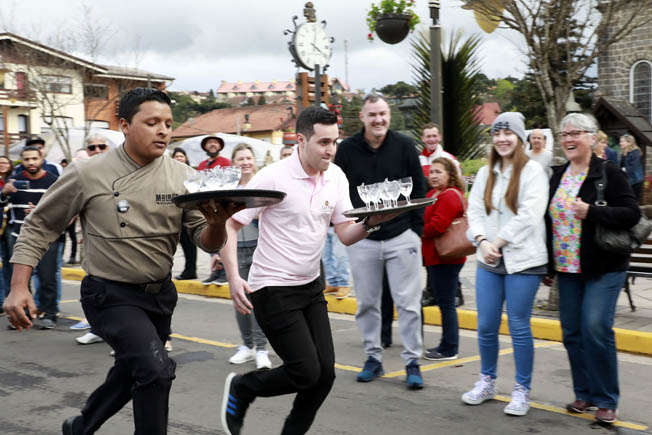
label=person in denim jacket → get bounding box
[619,134,643,203]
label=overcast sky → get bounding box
[3,0,528,92]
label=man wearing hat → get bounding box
[13,136,63,177]
[197,135,231,170]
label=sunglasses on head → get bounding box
[87,144,107,151]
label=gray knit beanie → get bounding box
[491,112,527,144]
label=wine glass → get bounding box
[379,179,391,208]
[223,166,242,189]
[388,180,401,208]
[203,169,223,190]
[399,177,413,204]
[357,183,371,210]
[367,183,380,210]
[183,172,202,193]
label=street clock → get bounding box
[292,22,332,71]
[286,2,334,72]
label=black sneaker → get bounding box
[62,415,83,435]
[213,268,228,285]
[423,349,458,361]
[221,373,251,435]
[38,318,57,330]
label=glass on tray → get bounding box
[183,166,242,193]
[356,177,414,210]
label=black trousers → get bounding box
[239,278,335,435]
[179,228,197,277]
[79,275,177,435]
[65,222,77,260]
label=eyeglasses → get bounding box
[560,130,591,140]
[86,144,107,151]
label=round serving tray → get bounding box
[173,189,286,210]
[343,197,435,219]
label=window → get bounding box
[84,84,108,99]
[17,115,28,133]
[42,75,72,94]
[0,71,5,89]
[631,61,652,122]
[0,114,4,131]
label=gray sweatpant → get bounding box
[347,229,423,363]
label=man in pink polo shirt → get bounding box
[219,106,393,435]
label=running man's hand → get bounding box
[3,285,37,331]
[229,276,254,315]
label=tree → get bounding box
[380,81,417,98]
[168,92,231,128]
[410,28,487,160]
[462,0,652,158]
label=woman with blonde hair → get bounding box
[594,131,618,163]
[220,143,272,369]
[463,112,549,416]
[619,134,644,202]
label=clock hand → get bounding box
[311,43,324,55]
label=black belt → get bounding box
[88,274,171,295]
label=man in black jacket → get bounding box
[335,94,427,389]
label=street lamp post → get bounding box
[429,1,443,128]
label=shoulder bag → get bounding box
[594,162,652,255]
[434,188,477,260]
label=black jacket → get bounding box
[335,129,427,241]
[545,154,640,279]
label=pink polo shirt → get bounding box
[232,151,354,291]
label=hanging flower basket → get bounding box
[375,13,412,44]
[366,0,420,43]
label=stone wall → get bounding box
[597,10,652,102]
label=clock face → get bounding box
[293,22,332,71]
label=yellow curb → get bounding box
[61,267,652,356]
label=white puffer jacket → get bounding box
[466,160,549,274]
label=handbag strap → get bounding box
[442,188,467,214]
[594,161,607,207]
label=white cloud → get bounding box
[4,0,529,91]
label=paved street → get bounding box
[1,279,651,434]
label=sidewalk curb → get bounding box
[62,267,652,357]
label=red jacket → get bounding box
[421,187,467,266]
[197,156,231,170]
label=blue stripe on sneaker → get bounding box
[227,408,236,416]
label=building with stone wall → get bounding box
[596,7,652,203]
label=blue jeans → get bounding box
[33,240,64,312]
[557,271,626,409]
[475,267,542,389]
[427,263,464,356]
[322,226,349,287]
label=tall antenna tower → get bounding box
[344,39,349,88]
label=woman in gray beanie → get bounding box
[462,112,549,416]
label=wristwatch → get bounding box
[361,216,380,234]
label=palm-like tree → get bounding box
[410,28,486,160]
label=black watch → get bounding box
[361,216,380,234]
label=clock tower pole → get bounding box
[285,2,334,111]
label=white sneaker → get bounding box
[256,350,272,369]
[75,332,104,345]
[462,374,496,405]
[229,346,256,364]
[504,384,530,416]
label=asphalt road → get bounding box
[1,280,651,435]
